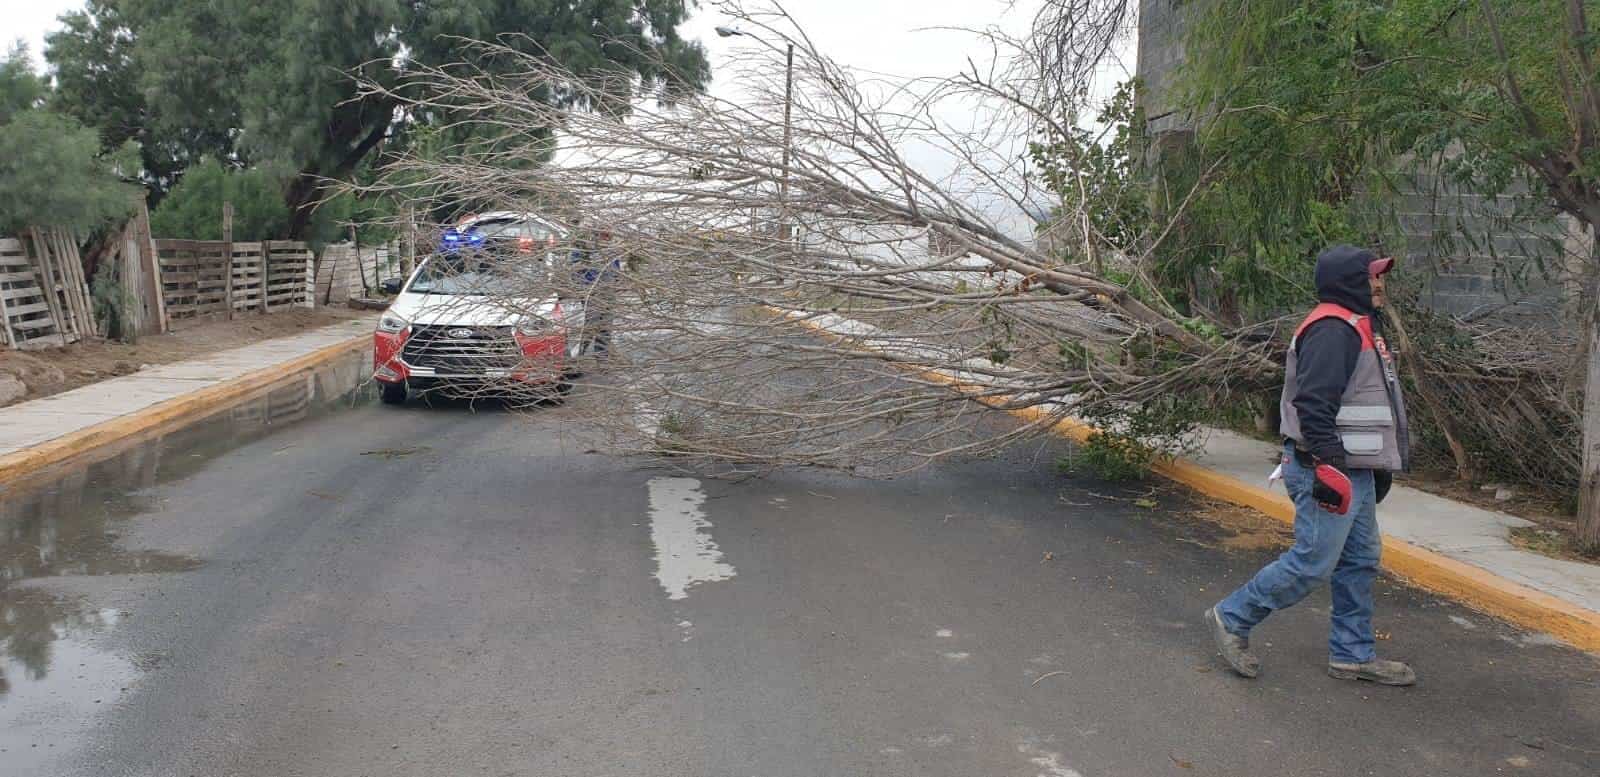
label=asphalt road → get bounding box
[2,360,1598,776]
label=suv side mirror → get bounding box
[380,277,404,295]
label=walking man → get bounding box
[1205,245,1416,686]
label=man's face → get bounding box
[1370,273,1386,308]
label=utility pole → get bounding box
[780,41,793,242]
[716,25,795,243]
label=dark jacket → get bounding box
[1291,246,1377,465]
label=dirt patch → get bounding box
[1399,472,1575,526]
[1185,496,1294,552]
[0,307,373,409]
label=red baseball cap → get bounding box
[1368,256,1395,277]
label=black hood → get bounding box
[1314,245,1376,316]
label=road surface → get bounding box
[2,354,1597,776]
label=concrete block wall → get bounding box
[1136,0,1192,137]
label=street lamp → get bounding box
[716,25,795,242]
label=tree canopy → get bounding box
[0,44,138,235]
[46,0,711,237]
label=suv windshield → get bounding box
[406,253,547,296]
[464,217,554,242]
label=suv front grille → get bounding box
[402,324,520,374]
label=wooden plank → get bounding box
[51,228,94,336]
[12,316,59,330]
[221,203,234,321]
[261,241,274,313]
[4,301,50,316]
[26,227,70,342]
[134,200,167,333]
[0,239,14,348]
[118,232,144,336]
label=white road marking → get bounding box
[935,628,954,638]
[648,477,737,600]
[941,651,971,661]
[1017,742,1085,777]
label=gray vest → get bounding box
[1278,304,1410,471]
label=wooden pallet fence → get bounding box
[262,241,314,310]
[155,239,231,320]
[229,242,266,313]
[155,239,313,320]
[0,237,66,349]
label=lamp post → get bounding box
[716,25,794,242]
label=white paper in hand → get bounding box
[1267,463,1284,489]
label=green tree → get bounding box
[1173,0,1600,548]
[149,158,392,245]
[0,46,137,234]
[148,160,291,241]
[46,1,232,198]
[47,0,710,238]
[0,42,47,124]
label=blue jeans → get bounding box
[1216,442,1382,664]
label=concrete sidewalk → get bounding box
[0,317,374,473]
[778,307,1600,650]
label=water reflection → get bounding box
[0,351,371,699]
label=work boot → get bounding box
[1204,606,1260,678]
[1327,658,1416,686]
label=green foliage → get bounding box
[0,43,47,125]
[47,0,711,235]
[150,159,396,245]
[46,2,206,197]
[1029,80,1150,262]
[0,47,138,234]
[150,160,286,241]
[1059,398,1209,481]
[1167,0,1596,322]
[1059,431,1158,481]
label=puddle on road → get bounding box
[0,350,372,747]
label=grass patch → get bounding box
[1508,526,1600,564]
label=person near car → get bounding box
[568,224,620,355]
[1205,245,1416,687]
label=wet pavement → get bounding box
[0,353,369,773]
[0,352,1596,776]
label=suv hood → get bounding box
[386,292,560,327]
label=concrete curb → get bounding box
[0,334,371,487]
[777,309,1600,653]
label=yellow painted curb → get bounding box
[0,333,371,487]
[774,308,1600,653]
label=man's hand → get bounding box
[1375,471,1392,504]
[1312,460,1354,516]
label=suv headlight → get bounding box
[378,312,409,333]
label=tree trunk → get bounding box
[284,171,324,241]
[1578,291,1600,551]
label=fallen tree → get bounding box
[349,2,1291,476]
